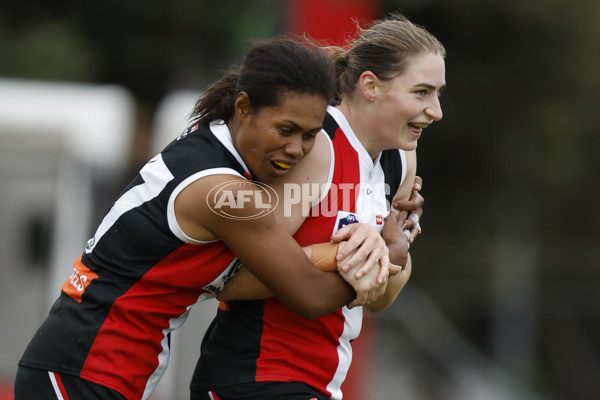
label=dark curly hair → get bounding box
[190,37,336,125]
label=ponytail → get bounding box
[324,46,350,105]
[189,71,239,125]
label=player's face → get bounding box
[235,91,327,184]
[372,52,446,153]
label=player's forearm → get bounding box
[217,242,340,302]
[386,241,409,268]
[365,253,412,313]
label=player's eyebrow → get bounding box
[282,120,323,134]
[414,82,447,91]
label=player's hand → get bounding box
[331,223,389,284]
[381,209,410,271]
[392,176,424,245]
[338,254,388,308]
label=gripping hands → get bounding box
[331,223,391,308]
[332,176,425,309]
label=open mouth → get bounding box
[272,161,292,171]
[408,122,428,136]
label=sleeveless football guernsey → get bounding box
[19,121,249,400]
[190,106,407,399]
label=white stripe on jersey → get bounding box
[167,167,244,244]
[86,153,174,253]
[48,371,65,400]
[142,305,195,400]
[210,120,251,176]
[327,306,363,400]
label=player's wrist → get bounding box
[311,242,339,272]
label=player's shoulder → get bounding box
[309,130,333,170]
[283,130,332,186]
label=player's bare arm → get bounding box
[366,150,421,312]
[213,132,388,307]
[175,173,354,319]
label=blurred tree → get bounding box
[0,20,97,81]
[0,0,281,108]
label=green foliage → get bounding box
[0,0,280,105]
[0,21,97,81]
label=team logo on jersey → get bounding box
[177,124,198,140]
[62,256,99,303]
[207,180,279,220]
[85,237,95,251]
[376,215,384,225]
[336,211,359,230]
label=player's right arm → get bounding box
[217,241,339,302]
[175,174,364,319]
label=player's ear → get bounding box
[234,91,252,120]
[358,71,378,102]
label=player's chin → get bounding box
[396,139,418,152]
[254,168,285,185]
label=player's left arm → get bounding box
[366,149,421,312]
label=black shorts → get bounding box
[190,381,329,400]
[14,366,126,400]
